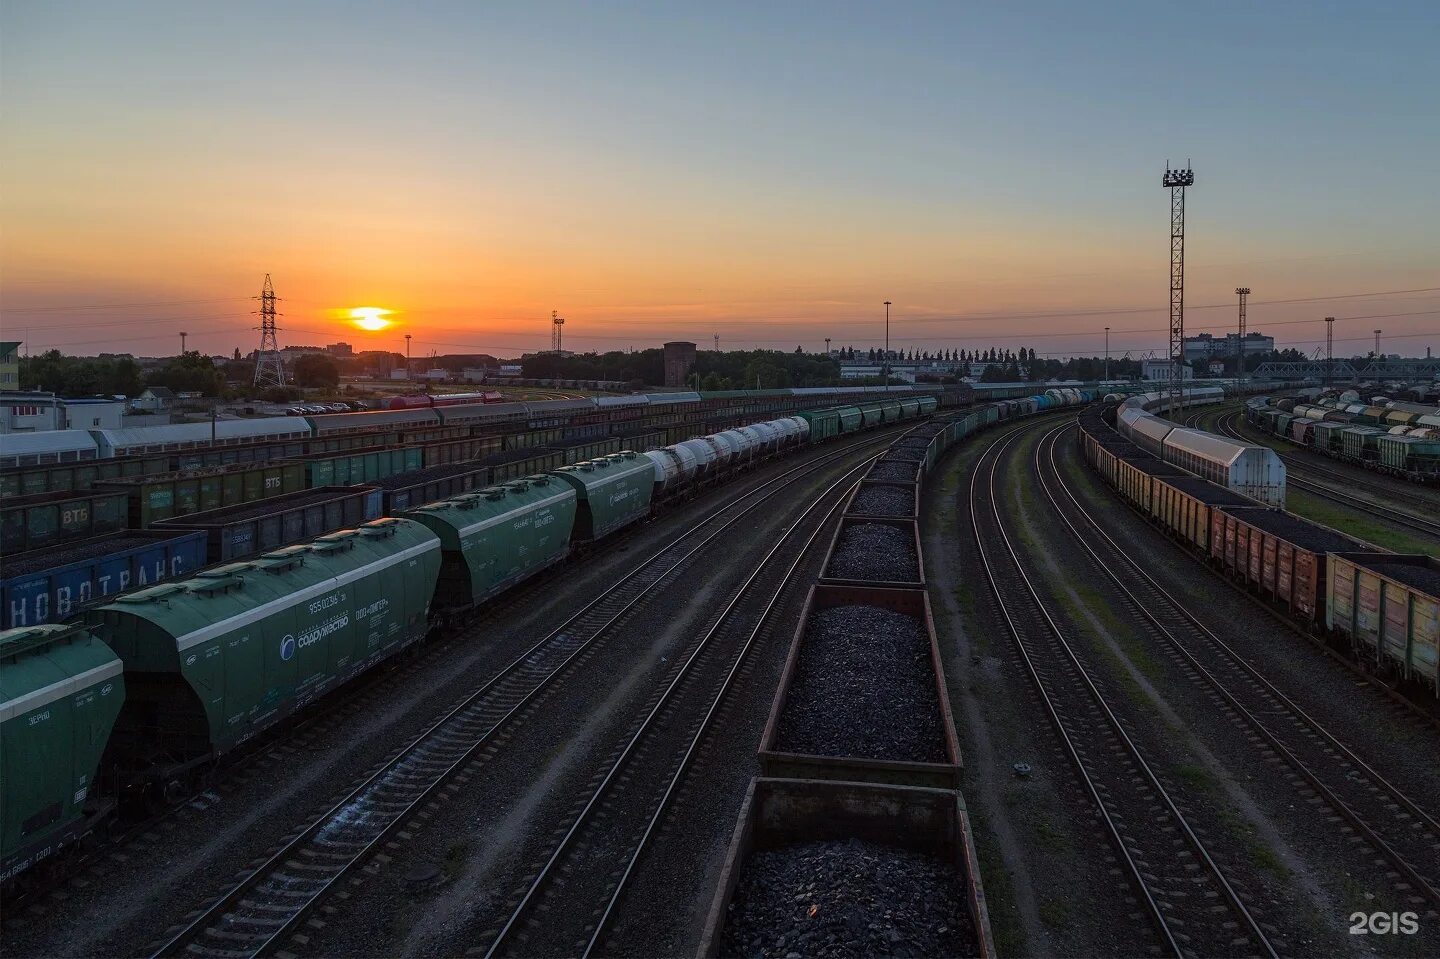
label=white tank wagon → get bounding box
[675,438,720,480]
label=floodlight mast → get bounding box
[1163,163,1195,418]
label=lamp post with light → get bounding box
[883,300,892,391]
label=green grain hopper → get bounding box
[87,519,440,760]
[2,623,124,882]
[404,476,578,609]
[548,453,655,541]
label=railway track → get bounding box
[1038,422,1440,917]
[1213,410,1440,540]
[147,433,891,959]
[481,455,868,957]
[970,427,1278,959]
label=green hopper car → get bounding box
[405,476,577,609]
[2,623,125,883]
[549,452,655,540]
[88,518,441,760]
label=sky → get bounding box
[2,1,1437,361]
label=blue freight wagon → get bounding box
[1,530,208,629]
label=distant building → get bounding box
[461,368,490,383]
[1141,359,1194,381]
[1182,332,1274,363]
[663,342,697,387]
[0,392,127,433]
[327,342,354,356]
[0,342,19,391]
[133,386,177,411]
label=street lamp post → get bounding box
[883,300,892,391]
[180,331,188,355]
[405,334,412,381]
[1104,327,1110,384]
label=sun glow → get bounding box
[350,307,392,331]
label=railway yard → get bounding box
[4,384,1440,957]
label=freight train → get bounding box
[385,391,504,409]
[1244,395,1440,484]
[1,398,939,884]
[1,387,1101,887]
[1079,403,1439,697]
[0,386,956,467]
[1115,387,1287,506]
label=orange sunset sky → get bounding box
[2,3,1437,361]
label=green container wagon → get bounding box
[551,436,621,465]
[613,429,667,453]
[1378,435,1440,476]
[96,462,307,528]
[1312,420,1349,454]
[405,476,577,608]
[1341,426,1387,462]
[479,448,569,484]
[291,445,423,487]
[548,453,655,541]
[0,455,172,498]
[916,395,939,416]
[421,434,503,467]
[1,623,124,882]
[502,428,565,450]
[88,519,441,760]
[0,490,128,554]
[796,409,842,442]
[899,398,922,420]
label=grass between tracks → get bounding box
[1284,490,1436,555]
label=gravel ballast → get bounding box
[775,605,945,762]
[720,838,975,958]
[849,485,914,518]
[827,523,919,583]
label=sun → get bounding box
[350,307,392,331]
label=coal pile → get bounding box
[827,524,919,583]
[868,462,918,482]
[775,605,945,762]
[721,838,974,958]
[882,447,926,463]
[1363,561,1440,594]
[850,485,914,518]
[895,437,932,449]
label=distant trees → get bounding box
[293,354,340,389]
[145,352,224,396]
[20,351,144,397]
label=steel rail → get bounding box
[486,456,872,958]
[149,430,898,959]
[970,426,1277,959]
[1039,421,1440,910]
